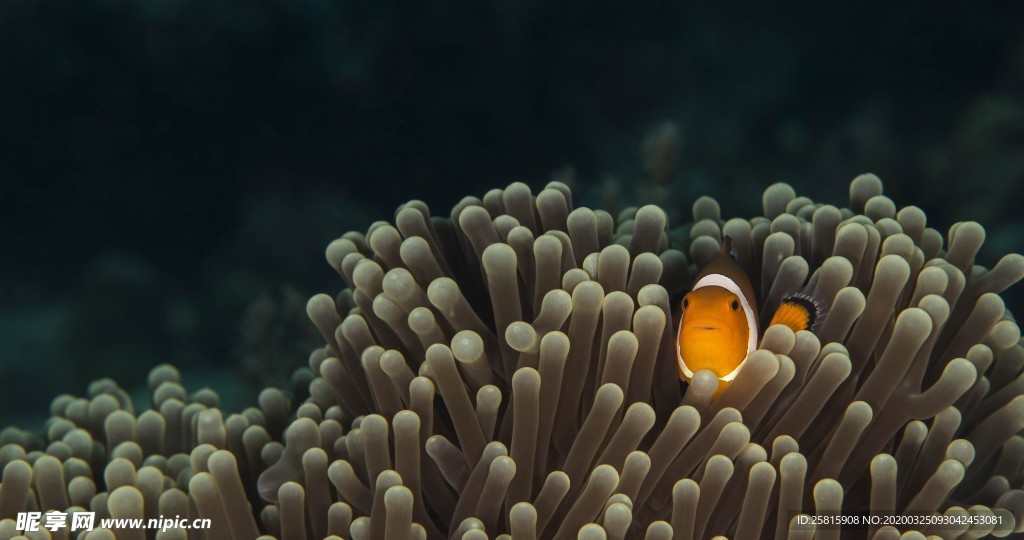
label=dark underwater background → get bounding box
[2,1,1022,428]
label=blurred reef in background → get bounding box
[1,0,1022,426]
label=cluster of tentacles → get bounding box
[1,174,1023,539]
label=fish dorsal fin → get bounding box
[720,235,733,256]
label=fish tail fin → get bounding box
[768,292,826,333]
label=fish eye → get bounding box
[730,300,739,311]
[683,297,689,309]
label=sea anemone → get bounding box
[1,174,1023,539]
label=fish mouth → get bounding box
[693,325,720,331]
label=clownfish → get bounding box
[676,236,824,385]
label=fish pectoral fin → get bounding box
[768,294,824,333]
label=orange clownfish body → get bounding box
[676,236,823,385]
